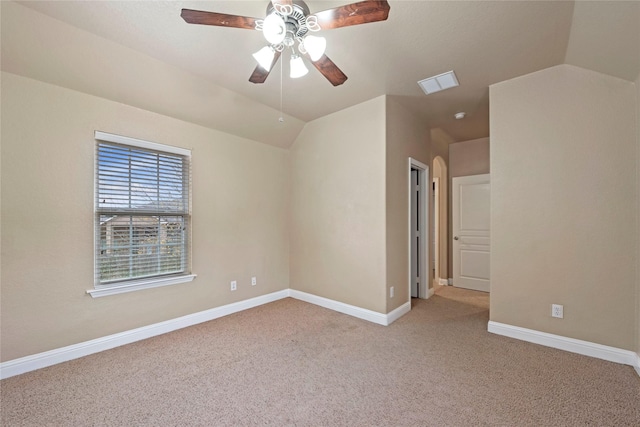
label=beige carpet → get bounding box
[2,286,639,426]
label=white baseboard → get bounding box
[438,278,448,286]
[427,286,436,298]
[4,293,634,380]
[1,289,415,379]
[387,301,412,324]
[448,278,453,285]
[0,290,289,380]
[288,289,409,326]
[488,321,639,374]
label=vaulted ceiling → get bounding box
[4,1,639,147]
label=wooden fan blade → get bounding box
[181,9,259,29]
[249,51,282,84]
[309,54,348,86]
[312,1,390,30]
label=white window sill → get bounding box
[86,274,197,298]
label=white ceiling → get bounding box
[7,1,640,147]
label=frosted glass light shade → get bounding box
[263,13,286,45]
[303,35,326,61]
[290,55,308,78]
[252,46,276,71]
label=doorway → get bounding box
[432,156,448,287]
[408,158,429,300]
[432,176,439,284]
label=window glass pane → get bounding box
[98,215,186,283]
[97,142,188,213]
[96,139,190,286]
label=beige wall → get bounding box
[636,72,640,356]
[448,137,491,279]
[490,64,636,350]
[449,137,490,178]
[385,97,430,311]
[289,97,387,313]
[1,1,304,148]
[0,72,290,362]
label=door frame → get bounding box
[432,176,440,286]
[408,158,430,301]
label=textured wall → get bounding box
[290,97,387,313]
[449,138,490,178]
[490,65,636,350]
[1,73,290,361]
[385,97,430,311]
[636,72,640,356]
[1,2,304,148]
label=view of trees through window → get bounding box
[96,140,190,285]
[99,215,185,281]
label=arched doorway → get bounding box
[432,156,448,287]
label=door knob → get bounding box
[454,236,459,240]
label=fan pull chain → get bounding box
[279,57,284,123]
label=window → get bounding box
[89,131,194,297]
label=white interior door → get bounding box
[408,158,429,300]
[410,169,419,298]
[452,174,490,292]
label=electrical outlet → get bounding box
[390,286,394,298]
[230,280,237,291]
[551,304,563,318]
[251,277,257,286]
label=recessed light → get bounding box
[417,70,459,95]
[454,112,466,120]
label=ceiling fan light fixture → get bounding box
[263,13,286,44]
[181,0,392,86]
[253,46,276,71]
[290,54,309,78]
[303,35,326,61]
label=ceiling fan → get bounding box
[181,0,390,86]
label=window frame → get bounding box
[87,131,195,298]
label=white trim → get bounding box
[93,130,192,296]
[409,158,429,173]
[289,290,406,326]
[447,278,453,285]
[1,290,415,379]
[432,176,440,284]
[95,131,191,157]
[1,290,289,380]
[427,286,435,298]
[438,278,449,286]
[87,274,197,298]
[387,301,412,324]
[488,321,639,369]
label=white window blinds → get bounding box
[94,132,191,287]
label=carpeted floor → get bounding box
[2,286,639,426]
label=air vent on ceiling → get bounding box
[418,70,459,95]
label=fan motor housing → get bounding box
[266,1,311,39]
